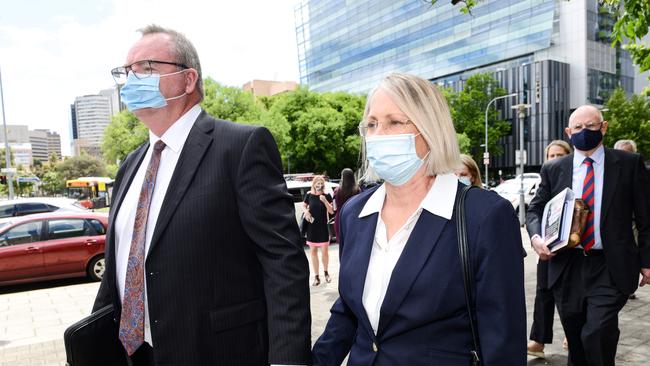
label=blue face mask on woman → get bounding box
[120,70,187,111]
[365,133,428,186]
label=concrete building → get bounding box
[71,90,115,157]
[8,143,33,169]
[46,130,62,159]
[242,80,299,97]
[29,130,49,162]
[0,125,29,144]
[295,0,646,173]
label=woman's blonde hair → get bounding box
[544,140,572,161]
[311,175,326,192]
[459,154,483,188]
[360,73,461,182]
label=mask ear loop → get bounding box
[160,69,189,102]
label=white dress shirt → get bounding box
[572,145,605,250]
[358,173,458,334]
[115,104,201,345]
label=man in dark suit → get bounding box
[93,25,311,366]
[527,105,650,366]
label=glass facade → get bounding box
[296,0,556,94]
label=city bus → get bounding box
[65,177,114,209]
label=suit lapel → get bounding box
[376,211,448,335]
[348,212,379,338]
[600,148,619,226]
[147,113,214,255]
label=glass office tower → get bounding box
[295,0,639,171]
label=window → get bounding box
[0,221,43,247]
[47,219,91,240]
[88,219,106,235]
[0,204,15,218]
[15,203,51,216]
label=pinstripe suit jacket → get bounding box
[93,110,311,365]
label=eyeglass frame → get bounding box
[110,59,189,84]
[358,118,414,136]
[569,120,604,133]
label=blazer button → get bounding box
[372,342,378,352]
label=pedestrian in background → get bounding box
[303,175,334,286]
[527,106,650,366]
[455,154,483,188]
[333,168,360,245]
[528,139,572,358]
[312,73,526,365]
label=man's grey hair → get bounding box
[614,139,637,153]
[139,24,204,100]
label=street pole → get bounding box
[512,103,530,226]
[0,66,14,199]
[484,93,517,187]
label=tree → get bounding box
[201,78,264,124]
[102,110,148,164]
[40,170,64,196]
[602,88,650,157]
[56,153,107,183]
[443,73,511,165]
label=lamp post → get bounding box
[512,103,531,226]
[0,67,15,200]
[484,93,517,187]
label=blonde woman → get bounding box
[456,154,483,188]
[312,74,526,365]
[303,175,334,286]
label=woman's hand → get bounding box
[319,195,328,204]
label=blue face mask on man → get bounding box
[120,70,187,111]
[570,128,603,151]
[365,133,428,186]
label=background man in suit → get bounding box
[93,25,311,366]
[527,105,650,366]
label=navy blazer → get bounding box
[312,183,527,366]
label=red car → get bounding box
[0,212,108,286]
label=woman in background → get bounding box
[333,168,360,244]
[455,154,483,188]
[528,139,572,358]
[303,175,334,286]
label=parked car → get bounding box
[286,178,339,242]
[494,176,541,212]
[0,212,108,286]
[0,197,87,220]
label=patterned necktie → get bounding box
[580,157,596,252]
[119,140,166,356]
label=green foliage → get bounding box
[201,78,264,124]
[40,170,65,196]
[457,132,471,154]
[443,73,512,165]
[56,153,107,183]
[429,0,477,14]
[105,164,119,179]
[603,88,650,158]
[102,110,148,164]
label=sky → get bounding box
[0,0,301,156]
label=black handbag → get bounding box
[63,304,128,366]
[455,185,481,366]
[299,212,310,238]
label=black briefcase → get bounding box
[63,304,128,366]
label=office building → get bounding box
[46,130,62,159]
[295,0,646,171]
[29,130,49,162]
[71,86,120,157]
[0,125,29,144]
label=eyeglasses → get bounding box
[111,60,188,85]
[358,119,414,136]
[570,121,603,133]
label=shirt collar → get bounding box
[148,104,202,154]
[359,173,458,220]
[573,144,604,168]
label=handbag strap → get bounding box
[455,184,481,365]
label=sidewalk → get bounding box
[1,229,649,365]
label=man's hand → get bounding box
[531,235,556,261]
[640,268,650,287]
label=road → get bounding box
[1,229,649,365]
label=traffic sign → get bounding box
[483,158,490,165]
[1,168,16,174]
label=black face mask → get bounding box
[570,128,603,151]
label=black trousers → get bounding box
[128,343,155,366]
[530,259,556,344]
[552,251,628,366]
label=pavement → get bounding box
[1,229,649,365]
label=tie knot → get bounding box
[583,157,593,166]
[153,140,166,153]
